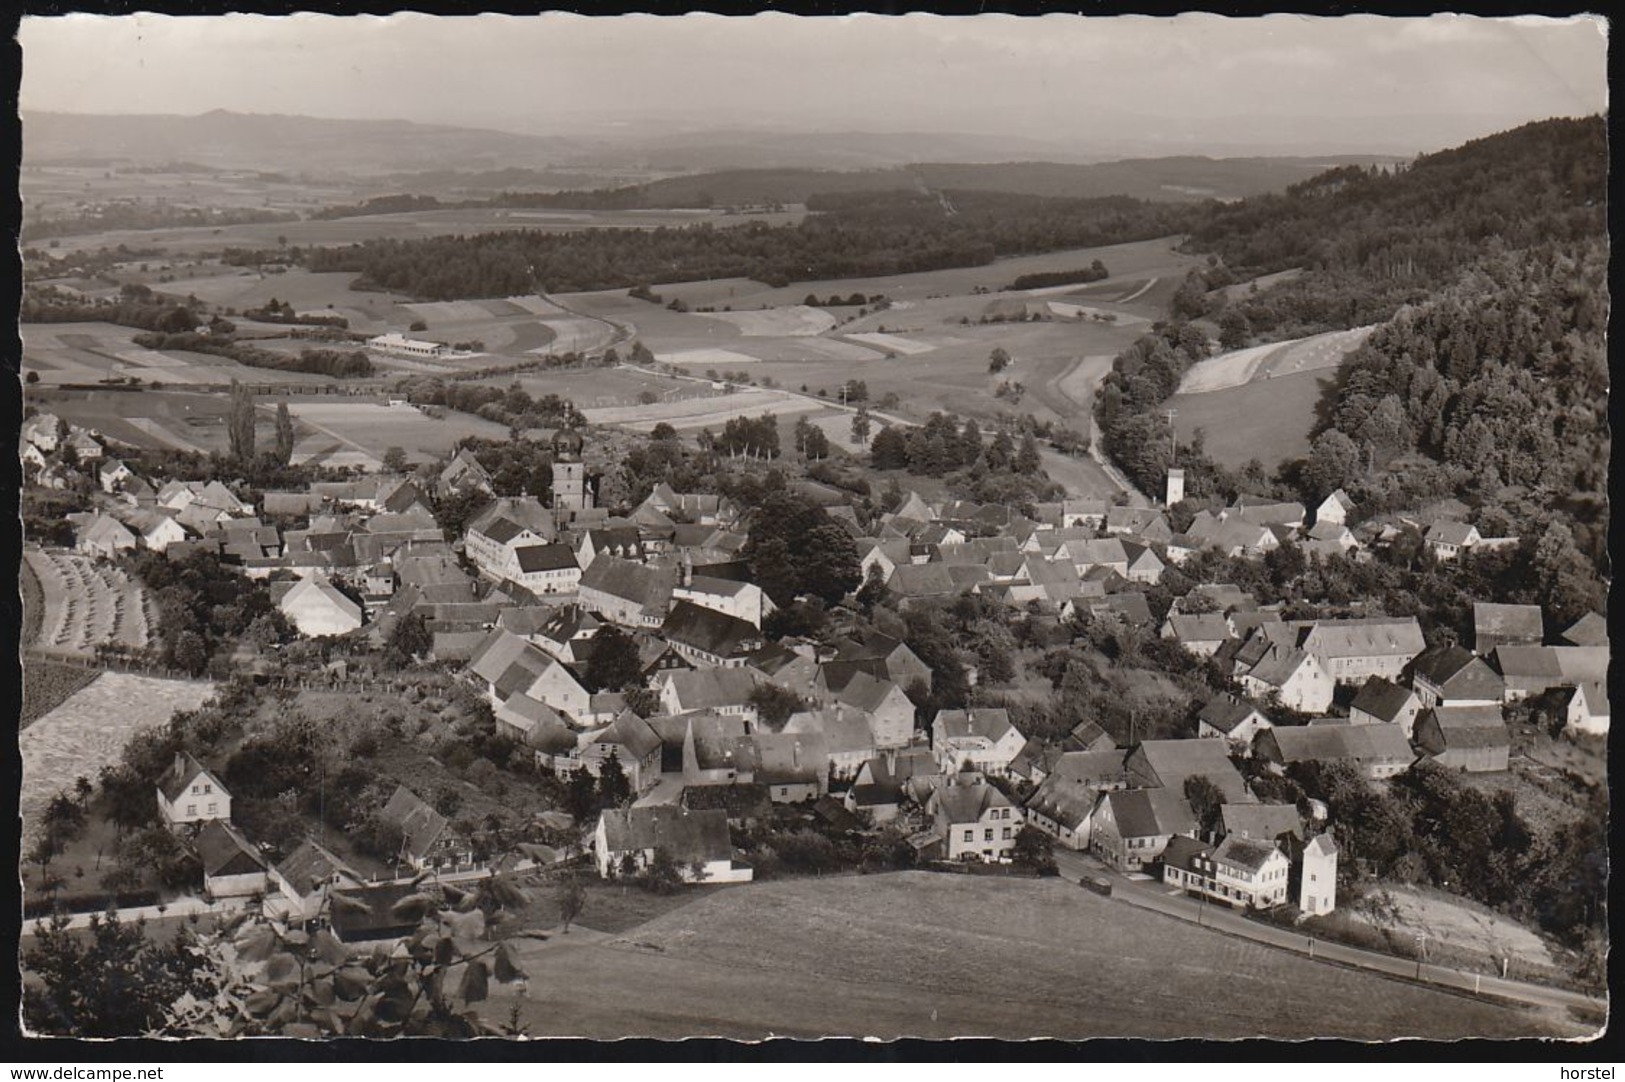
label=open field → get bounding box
[24,549,155,656]
[20,673,216,833]
[1170,368,1336,468]
[487,872,1577,1039]
[1349,884,1556,973]
[281,399,513,466]
[1176,324,1377,394]
[706,305,836,337]
[22,322,308,388]
[478,365,697,410]
[21,659,102,730]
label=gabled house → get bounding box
[1163,834,1291,909]
[928,772,1022,862]
[156,753,231,828]
[436,448,495,500]
[1104,506,1171,542]
[660,600,764,667]
[1472,603,1544,655]
[76,513,138,559]
[1315,489,1355,528]
[1297,617,1426,684]
[1564,681,1609,737]
[22,411,64,453]
[572,710,665,794]
[833,631,932,693]
[464,497,555,581]
[276,576,365,638]
[844,758,904,823]
[1424,520,1480,562]
[931,708,1027,777]
[658,666,761,721]
[1062,720,1117,754]
[1413,705,1510,773]
[1349,677,1424,737]
[1090,787,1198,871]
[379,785,475,873]
[857,537,912,585]
[784,705,877,781]
[98,457,135,494]
[830,670,915,750]
[510,543,581,596]
[1160,613,1233,657]
[1409,644,1505,707]
[672,572,773,629]
[577,556,676,629]
[594,805,751,883]
[510,603,600,663]
[733,732,827,803]
[1253,723,1415,780]
[1239,645,1334,714]
[1060,498,1108,529]
[1196,691,1272,748]
[1022,750,1130,850]
[119,508,187,551]
[576,525,647,571]
[1219,803,1303,846]
[269,839,362,924]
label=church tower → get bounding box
[550,428,593,524]
[1165,467,1185,509]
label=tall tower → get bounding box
[550,428,592,524]
[1165,467,1185,509]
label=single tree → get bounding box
[988,347,1011,374]
[850,406,871,446]
[555,876,587,933]
[273,401,296,466]
[227,380,256,462]
[382,446,409,473]
[596,750,633,808]
[583,625,643,693]
[384,612,432,668]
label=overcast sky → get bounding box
[18,13,1609,153]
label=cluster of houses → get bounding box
[30,412,1610,937]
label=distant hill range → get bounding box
[24,109,1403,203]
[535,157,1410,207]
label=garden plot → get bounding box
[20,673,216,832]
[582,388,822,432]
[654,348,763,368]
[844,332,936,356]
[24,549,156,656]
[707,306,836,337]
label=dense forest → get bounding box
[301,189,1194,298]
[1094,116,1608,584]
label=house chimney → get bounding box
[174,752,187,779]
[681,550,693,588]
[792,741,801,770]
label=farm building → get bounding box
[268,839,364,923]
[658,666,762,720]
[367,333,448,359]
[844,758,904,823]
[1559,612,1608,647]
[1472,603,1545,655]
[1125,739,1252,805]
[1160,613,1233,657]
[1314,489,1355,527]
[1413,705,1511,773]
[1253,723,1415,780]
[1219,803,1303,845]
[1022,750,1130,851]
[1238,645,1335,714]
[828,670,914,750]
[510,543,582,596]
[593,805,751,883]
[783,705,877,781]
[464,497,557,582]
[1348,677,1424,736]
[578,556,677,629]
[195,820,269,901]
[566,710,665,795]
[734,731,828,803]
[660,600,765,668]
[672,572,773,629]
[1090,787,1198,872]
[76,513,138,559]
[1409,644,1505,707]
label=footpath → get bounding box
[1051,848,1604,1017]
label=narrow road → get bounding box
[1050,848,1603,1016]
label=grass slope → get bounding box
[490,871,1577,1040]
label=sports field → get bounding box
[488,872,1580,1040]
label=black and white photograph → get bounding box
[10,10,1610,1046]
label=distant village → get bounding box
[19,408,1610,943]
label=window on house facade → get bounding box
[1002,826,1012,839]
[963,830,973,842]
[207,802,217,815]
[984,829,994,841]
[186,804,196,816]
